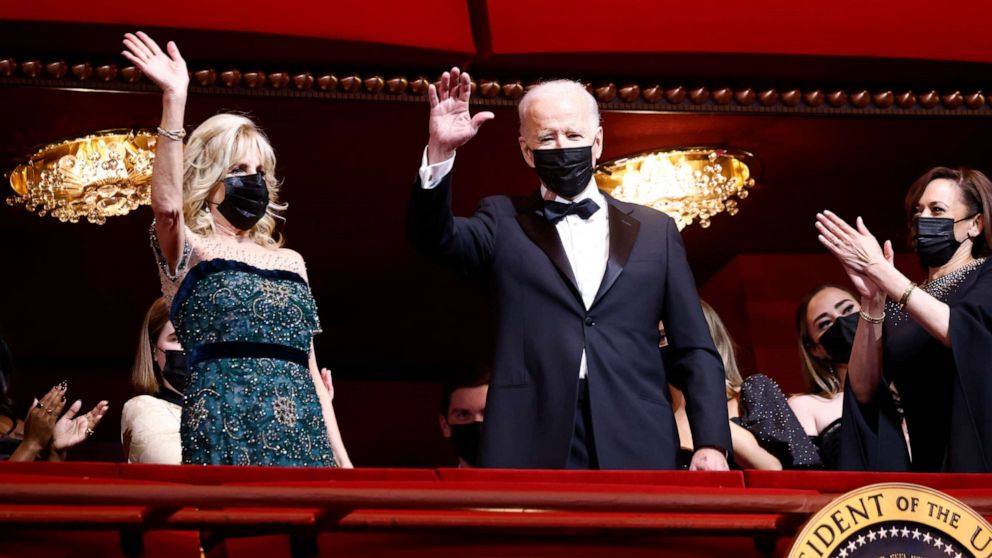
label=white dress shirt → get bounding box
[420,148,609,379]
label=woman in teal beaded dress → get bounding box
[123,31,351,467]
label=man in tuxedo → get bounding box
[409,67,730,470]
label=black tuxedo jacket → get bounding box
[409,172,731,469]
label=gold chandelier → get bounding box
[595,148,757,230]
[6,129,157,224]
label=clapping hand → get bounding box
[52,399,109,452]
[9,383,66,461]
[122,31,188,98]
[816,211,894,299]
[427,67,494,164]
[24,384,66,450]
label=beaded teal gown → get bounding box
[152,225,335,467]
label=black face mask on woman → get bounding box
[818,313,859,364]
[154,350,189,394]
[915,215,976,268]
[216,172,269,230]
[532,146,594,199]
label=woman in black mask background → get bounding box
[122,298,185,464]
[790,284,863,469]
[816,166,992,471]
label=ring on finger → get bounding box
[85,428,95,436]
[45,409,53,415]
[37,402,45,409]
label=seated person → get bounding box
[438,367,490,468]
[789,283,910,469]
[789,284,855,469]
[670,302,819,469]
[121,298,185,464]
[7,381,108,462]
[0,337,21,458]
[2,337,107,462]
[119,295,338,464]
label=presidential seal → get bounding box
[790,483,992,558]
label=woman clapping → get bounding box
[816,167,992,471]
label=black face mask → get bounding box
[216,172,269,230]
[818,313,859,364]
[449,421,483,467]
[531,146,594,199]
[915,215,975,268]
[154,350,189,394]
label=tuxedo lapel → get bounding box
[514,193,582,299]
[592,199,640,306]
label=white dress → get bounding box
[121,395,182,465]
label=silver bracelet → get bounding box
[156,126,186,141]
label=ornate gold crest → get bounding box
[790,483,992,558]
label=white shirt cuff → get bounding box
[419,146,455,189]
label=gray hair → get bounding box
[517,79,600,135]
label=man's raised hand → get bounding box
[427,67,494,165]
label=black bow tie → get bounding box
[543,198,601,223]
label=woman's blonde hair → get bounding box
[699,300,743,399]
[183,113,286,249]
[795,284,855,397]
[131,298,170,394]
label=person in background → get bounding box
[121,298,185,464]
[438,368,490,467]
[0,338,21,458]
[671,302,818,469]
[122,298,340,465]
[789,284,861,469]
[8,381,109,462]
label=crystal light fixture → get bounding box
[6,129,157,224]
[595,147,757,230]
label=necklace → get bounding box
[921,257,987,301]
[886,257,987,325]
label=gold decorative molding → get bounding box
[0,56,990,115]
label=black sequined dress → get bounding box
[732,374,823,469]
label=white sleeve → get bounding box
[418,146,456,189]
[121,397,183,465]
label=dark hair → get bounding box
[439,365,491,416]
[904,166,992,258]
[0,338,16,424]
[795,283,857,396]
[0,338,12,398]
